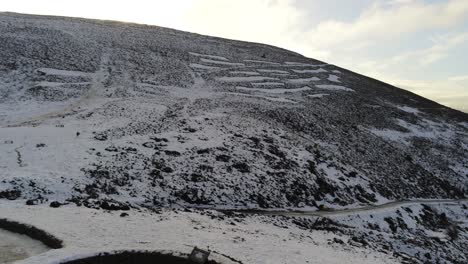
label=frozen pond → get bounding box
[0,229,49,263]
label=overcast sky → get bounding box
[2,0,468,112]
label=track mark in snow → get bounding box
[229,71,260,76]
[293,68,327,74]
[225,92,297,103]
[190,63,220,70]
[315,84,354,92]
[396,105,420,114]
[244,59,280,65]
[269,73,292,77]
[189,52,229,61]
[257,69,289,74]
[35,81,90,87]
[236,86,312,94]
[200,58,244,66]
[216,76,278,82]
[251,82,285,87]
[308,93,329,98]
[285,62,329,67]
[284,61,309,65]
[286,77,320,84]
[36,68,92,77]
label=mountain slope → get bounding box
[0,12,467,211]
[1,12,468,264]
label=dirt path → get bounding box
[227,198,468,217]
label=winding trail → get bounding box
[225,198,468,217]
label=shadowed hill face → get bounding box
[0,12,466,210]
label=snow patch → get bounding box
[243,59,280,65]
[251,82,285,87]
[315,85,354,92]
[257,69,289,74]
[236,86,312,94]
[36,68,91,77]
[229,71,260,76]
[308,93,329,98]
[225,92,297,104]
[189,63,220,70]
[396,105,420,114]
[292,68,327,74]
[286,77,320,84]
[327,75,341,83]
[200,59,244,66]
[216,76,278,82]
[189,52,229,61]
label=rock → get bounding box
[216,154,231,162]
[100,200,130,211]
[88,169,110,179]
[26,197,46,205]
[164,150,181,157]
[150,137,169,143]
[333,238,345,244]
[232,162,250,173]
[351,236,368,246]
[162,167,174,173]
[105,146,119,152]
[142,142,157,148]
[124,147,137,153]
[268,145,285,158]
[36,143,46,148]
[94,133,108,141]
[149,169,163,179]
[120,212,129,217]
[424,253,432,260]
[50,201,62,208]
[198,164,214,172]
[0,190,21,200]
[257,195,269,208]
[191,173,206,182]
[315,176,337,196]
[196,148,211,154]
[151,157,166,169]
[176,187,210,205]
[185,127,197,133]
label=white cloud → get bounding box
[388,32,468,67]
[369,75,468,112]
[182,0,304,48]
[301,0,468,50]
[449,75,468,81]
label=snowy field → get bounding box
[0,201,399,264]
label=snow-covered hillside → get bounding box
[0,12,467,263]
